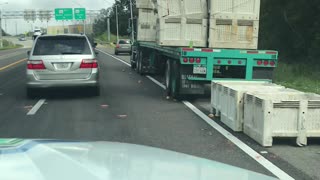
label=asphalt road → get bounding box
[0,45,318,180]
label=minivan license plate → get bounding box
[54,63,70,70]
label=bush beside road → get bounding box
[0,39,23,50]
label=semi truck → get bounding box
[131,0,278,99]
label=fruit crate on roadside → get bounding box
[244,92,320,147]
[219,83,288,132]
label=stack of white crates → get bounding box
[211,80,320,147]
[136,0,157,42]
[155,0,208,47]
[209,0,260,49]
[244,92,320,147]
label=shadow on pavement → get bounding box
[29,87,98,100]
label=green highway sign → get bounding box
[74,8,86,20]
[55,8,73,20]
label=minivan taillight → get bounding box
[80,59,98,68]
[116,44,120,48]
[27,60,46,70]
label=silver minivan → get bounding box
[26,34,100,97]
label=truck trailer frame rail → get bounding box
[131,41,278,99]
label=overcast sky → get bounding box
[2,0,115,34]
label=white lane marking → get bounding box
[96,49,131,66]
[27,99,46,115]
[146,76,166,89]
[183,101,294,180]
[98,48,294,179]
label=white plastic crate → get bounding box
[244,92,320,147]
[208,0,260,49]
[210,0,260,20]
[156,17,208,47]
[136,0,155,9]
[156,0,208,19]
[137,9,157,42]
[211,80,272,116]
[219,85,299,132]
[208,18,259,49]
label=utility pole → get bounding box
[15,21,17,35]
[129,0,134,42]
[0,10,2,47]
[83,20,86,34]
[116,5,119,43]
[107,17,110,42]
[4,18,6,33]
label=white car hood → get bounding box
[0,139,277,180]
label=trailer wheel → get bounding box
[165,60,172,96]
[138,56,144,75]
[136,51,142,74]
[130,52,136,69]
[171,61,182,100]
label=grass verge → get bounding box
[0,44,23,51]
[274,62,320,94]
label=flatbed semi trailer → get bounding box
[130,41,278,99]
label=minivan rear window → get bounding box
[33,36,91,55]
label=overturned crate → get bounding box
[211,80,272,116]
[244,92,320,147]
[219,84,292,132]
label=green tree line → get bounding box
[93,0,137,38]
[94,0,320,64]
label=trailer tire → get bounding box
[165,60,172,96]
[136,51,141,73]
[171,61,182,100]
[137,51,145,75]
[130,53,136,69]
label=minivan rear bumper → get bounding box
[26,73,99,88]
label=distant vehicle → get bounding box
[19,35,26,41]
[115,39,132,55]
[33,29,42,40]
[26,34,100,98]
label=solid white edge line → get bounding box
[96,49,131,66]
[97,48,294,179]
[146,76,166,89]
[182,101,294,180]
[27,99,46,115]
